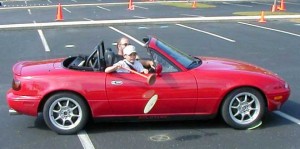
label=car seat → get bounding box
[104,48,115,67]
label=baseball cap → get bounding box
[123,45,137,56]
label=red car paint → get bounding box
[7,37,290,126]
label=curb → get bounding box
[0,15,300,30]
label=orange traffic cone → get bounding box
[128,0,134,10]
[56,3,64,21]
[258,11,266,23]
[192,1,197,8]
[271,4,276,12]
[277,0,286,11]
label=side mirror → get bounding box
[155,64,162,76]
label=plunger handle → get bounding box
[121,66,156,85]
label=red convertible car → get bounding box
[7,36,290,134]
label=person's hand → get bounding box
[115,63,122,69]
[149,61,155,69]
[143,69,149,74]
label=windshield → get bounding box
[156,40,201,69]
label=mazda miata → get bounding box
[7,36,290,134]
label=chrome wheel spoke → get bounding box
[53,109,60,113]
[66,99,70,107]
[54,116,61,121]
[243,95,248,102]
[235,97,241,103]
[57,101,62,108]
[233,111,240,117]
[240,113,245,121]
[71,105,78,111]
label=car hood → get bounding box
[13,58,64,76]
[197,56,280,79]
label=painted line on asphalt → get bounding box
[0,1,186,10]
[78,130,95,149]
[1,15,300,30]
[63,7,72,13]
[238,22,300,37]
[134,5,149,10]
[37,29,50,52]
[27,9,32,15]
[180,14,202,17]
[274,111,300,125]
[176,23,236,42]
[251,2,271,6]
[109,26,145,46]
[133,15,149,19]
[222,2,253,7]
[97,6,111,11]
[83,18,94,21]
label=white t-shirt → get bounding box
[114,59,144,73]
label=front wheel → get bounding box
[43,92,89,135]
[221,88,265,129]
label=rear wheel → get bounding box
[221,87,265,129]
[43,92,89,135]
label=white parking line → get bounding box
[97,6,111,11]
[77,130,95,149]
[251,2,271,6]
[37,29,50,52]
[134,5,149,10]
[109,26,145,46]
[1,15,300,30]
[180,14,202,17]
[238,22,300,37]
[27,9,31,15]
[83,18,94,21]
[274,111,300,125]
[176,24,236,42]
[63,7,71,13]
[133,15,148,19]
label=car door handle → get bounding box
[111,81,123,85]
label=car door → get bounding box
[105,56,198,116]
[106,72,197,115]
[105,73,152,115]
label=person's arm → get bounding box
[135,61,149,74]
[140,59,154,68]
[105,63,121,73]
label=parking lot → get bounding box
[1,1,300,149]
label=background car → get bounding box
[7,36,290,134]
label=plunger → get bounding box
[121,66,156,85]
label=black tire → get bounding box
[43,92,89,135]
[221,87,265,129]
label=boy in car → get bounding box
[115,37,154,69]
[105,45,149,74]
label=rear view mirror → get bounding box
[155,64,162,76]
